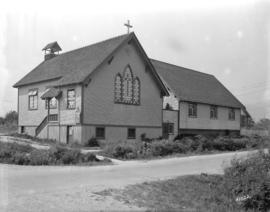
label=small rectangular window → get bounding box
[210,105,218,119]
[127,128,136,139]
[21,126,25,134]
[67,89,75,109]
[28,89,38,110]
[96,127,105,139]
[229,108,235,120]
[188,103,197,117]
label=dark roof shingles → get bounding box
[151,59,243,108]
[14,34,130,87]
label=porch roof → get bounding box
[41,87,62,99]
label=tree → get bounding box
[4,111,18,124]
[254,118,270,131]
[0,117,4,125]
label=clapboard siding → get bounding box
[83,42,163,127]
[18,82,82,127]
[18,80,59,126]
[179,102,241,130]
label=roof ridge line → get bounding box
[55,33,130,59]
[150,58,214,77]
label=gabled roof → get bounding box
[42,41,62,52]
[14,34,129,87]
[151,59,244,108]
[13,33,168,95]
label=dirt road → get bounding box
[0,150,255,212]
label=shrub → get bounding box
[172,141,189,154]
[83,153,99,162]
[12,152,30,165]
[112,144,137,159]
[61,149,81,164]
[85,137,100,147]
[29,149,51,165]
[140,133,152,142]
[0,141,106,165]
[149,140,174,156]
[223,151,270,211]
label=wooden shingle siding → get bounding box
[179,102,240,130]
[83,43,163,128]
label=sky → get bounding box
[0,0,269,121]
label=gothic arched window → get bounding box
[133,77,140,104]
[114,65,140,105]
[114,73,122,102]
[122,66,133,103]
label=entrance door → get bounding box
[67,126,73,144]
[162,123,174,139]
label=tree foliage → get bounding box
[254,118,270,131]
[0,110,18,125]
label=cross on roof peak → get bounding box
[124,20,133,34]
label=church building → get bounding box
[13,31,245,144]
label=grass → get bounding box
[0,141,111,166]
[0,124,17,134]
[96,174,244,212]
[96,151,270,212]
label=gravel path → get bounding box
[0,150,256,212]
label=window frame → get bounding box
[96,127,105,139]
[228,108,235,121]
[210,105,218,119]
[127,128,136,139]
[28,89,38,110]
[188,103,197,118]
[67,89,76,110]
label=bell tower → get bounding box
[42,41,62,61]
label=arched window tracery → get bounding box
[114,65,140,105]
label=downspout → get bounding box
[178,100,180,135]
[17,89,19,133]
[161,95,164,137]
[47,98,50,139]
[58,88,61,143]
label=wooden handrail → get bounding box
[35,116,48,136]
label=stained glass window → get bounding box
[133,77,140,104]
[122,67,133,103]
[114,74,122,102]
[114,65,140,105]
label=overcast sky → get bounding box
[0,0,269,121]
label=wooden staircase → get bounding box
[35,114,58,136]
